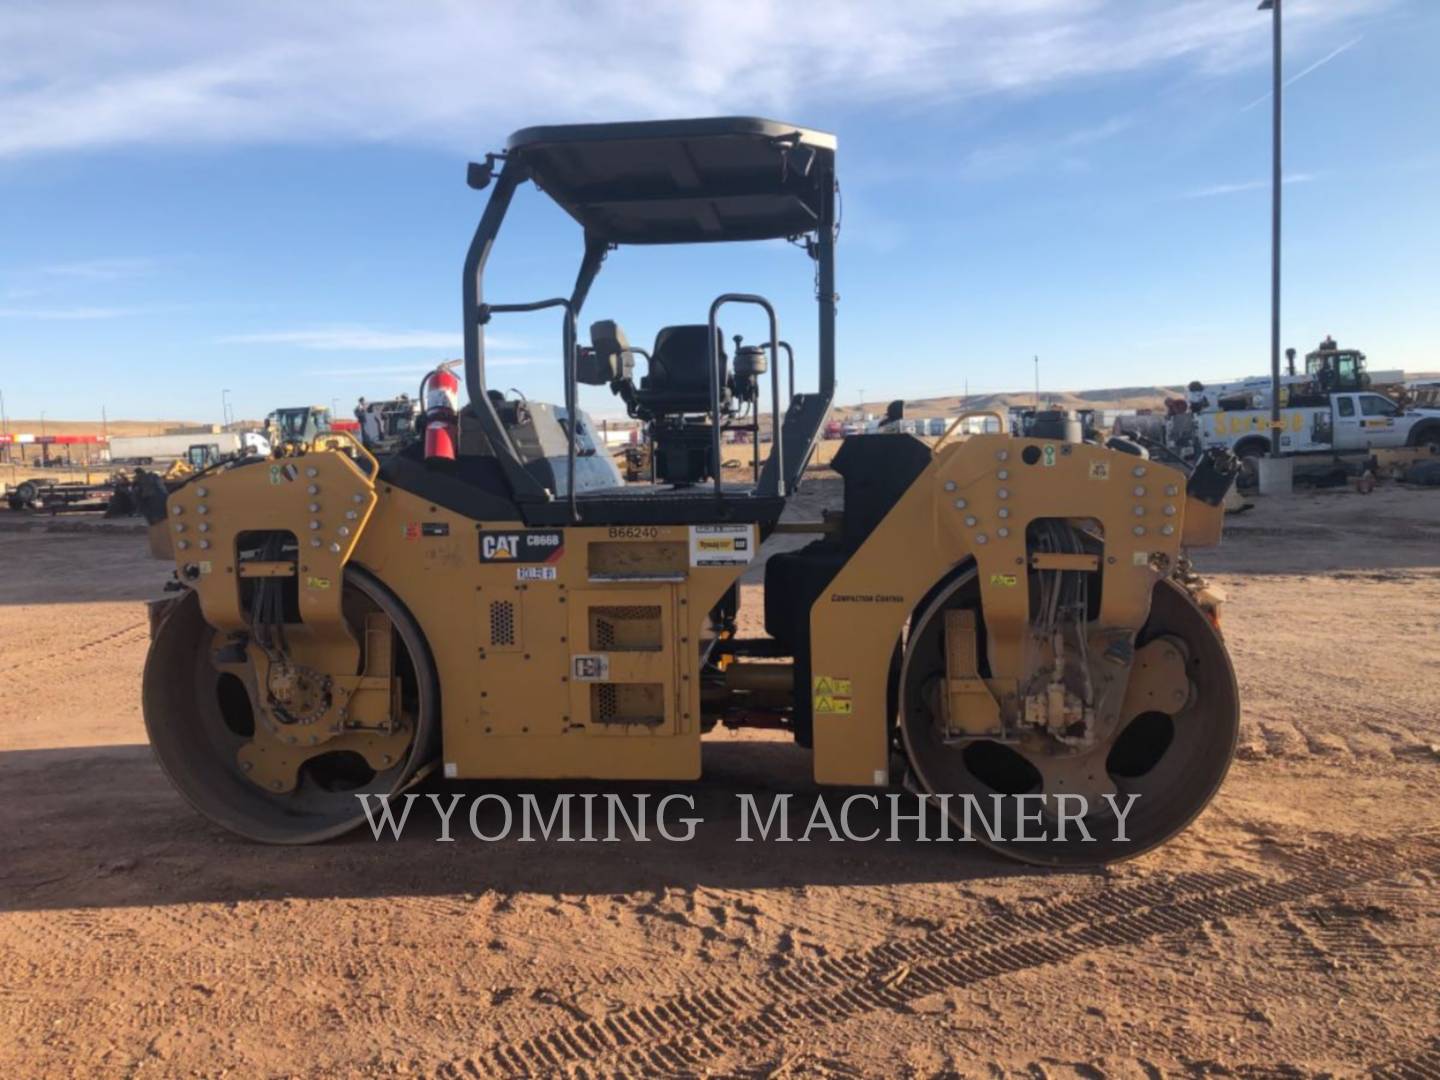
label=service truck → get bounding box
[1172,337,1440,478]
[1182,389,1440,471]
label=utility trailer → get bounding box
[5,476,117,512]
[5,471,153,515]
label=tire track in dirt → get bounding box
[1241,715,1438,764]
[1267,899,1397,973]
[0,619,152,712]
[1372,1037,1440,1079]
[440,838,1438,1078]
[0,624,146,676]
[0,946,438,989]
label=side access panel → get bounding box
[566,587,682,737]
[352,501,749,781]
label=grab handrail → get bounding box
[708,295,782,500]
[933,410,1009,453]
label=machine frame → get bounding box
[460,117,837,523]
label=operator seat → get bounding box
[634,325,729,416]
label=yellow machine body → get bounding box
[141,118,1239,862]
[807,432,1215,786]
[159,429,1220,789]
[163,438,743,783]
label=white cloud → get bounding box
[1178,172,1316,199]
[0,305,141,319]
[961,113,1135,180]
[218,327,462,351]
[1240,35,1365,111]
[302,357,538,376]
[0,0,1390,160]
[219,326,550,356]
[1062,115,1138,148]
[39,256,159,280]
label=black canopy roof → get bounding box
[504,117,836,245]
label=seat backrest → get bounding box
[583,320,634,385]
[649,325,726,392]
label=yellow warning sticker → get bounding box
[1089,461,1110,480]
[306,575,332,590]
[812,675,853,714]
[989,573,1018,587]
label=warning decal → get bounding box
[406,521,450,540]
[572,654,610,682]
[689,524,753,567]
[813,675,853,715]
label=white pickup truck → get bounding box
[1186,390,1440,465]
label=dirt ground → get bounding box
[2,482,1439,1079]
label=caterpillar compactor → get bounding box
[144,118,1241,864]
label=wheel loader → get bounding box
[264,405,332,456]
[143,118,1241,865]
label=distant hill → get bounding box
[836,386,1184,419]
[22,372,1438,440]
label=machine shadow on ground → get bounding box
[0,740,1045,914]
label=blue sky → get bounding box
[1,0,1436,425]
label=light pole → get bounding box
[1033,355,1040,408]
[222,388,232,430]
[1260,0,1282,458]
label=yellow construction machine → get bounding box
[143,118,1241,864]
[264,405,332,456]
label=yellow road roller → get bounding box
[143,118,1241,864]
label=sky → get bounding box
[1,0,1437,425]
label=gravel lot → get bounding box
[2,484,1438,1077]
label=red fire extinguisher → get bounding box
[420,365,460,469]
